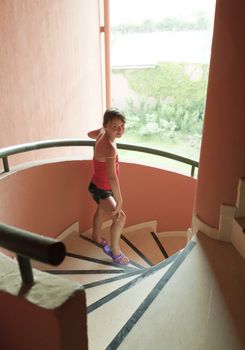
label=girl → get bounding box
[88,107,129,265]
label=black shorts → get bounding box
[88,182,113,204]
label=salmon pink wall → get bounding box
[0,160,196,239]
[194,0,245,228]
[0,161,94,237]
[0,273,87,350]
[0,292,61,350]
[121,163,196,232]
[0,0,103,170]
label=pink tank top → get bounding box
[92,155,119,190]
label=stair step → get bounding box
[81,222,158,268]
[156,231,188,257]
[115,233,245,350]
[110,240,196,350]
[32,255,131,285]
[122,226,166,265]
[32,232,139,286]
[82,269,144,289]
[87,258,174,350]
[86,272,143,308]
[120,235,154,266]
[65,232,139,269]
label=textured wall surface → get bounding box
[0,0,103,168]
[0,252,87,350]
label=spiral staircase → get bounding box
[31,220,245,350]
[31,221,190,349]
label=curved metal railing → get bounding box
[0,139,199,176]
[0,138,198,284]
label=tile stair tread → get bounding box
[86,273,143,307]
[156,235,187,257]
[87,263,172,350]
[80,225,154,268]
[32,255,132,287]
[80,223,185,267]
[63,232,106,258]
[32,232,139,287]
[123,227,166,265]
[117,234,245,350]
[50,272,125,287]
[32,223,192,349]
[32,255,128,272]
[62,231,137,269]
[118,239,152,268]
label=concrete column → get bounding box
[194,0,245,228]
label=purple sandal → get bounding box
[103,245,129,265]
[103,244,113,257]
[112,252,129,265]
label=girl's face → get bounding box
[105,117,125,139]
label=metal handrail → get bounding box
[0,139,199,176]
[0,139,198,284]
[0,223,66,285]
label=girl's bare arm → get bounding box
[87,128,104,139]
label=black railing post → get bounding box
[2,156,9,172]
[191,165,195,177]
[17,254,34,285]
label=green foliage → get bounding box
[127,62,208,102]
[112,14,211,34]
[125,97,177,139]
[122,62,208,143]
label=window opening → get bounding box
[110,0,216,175]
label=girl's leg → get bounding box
[110,211,126,255]
[91,205,108,244]
[99,197,129,264]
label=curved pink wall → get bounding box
[0,160,196,239]
[0,161,94,237]
[121,163,196,232]
[0,0,103,169]
[194,0,245,227]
